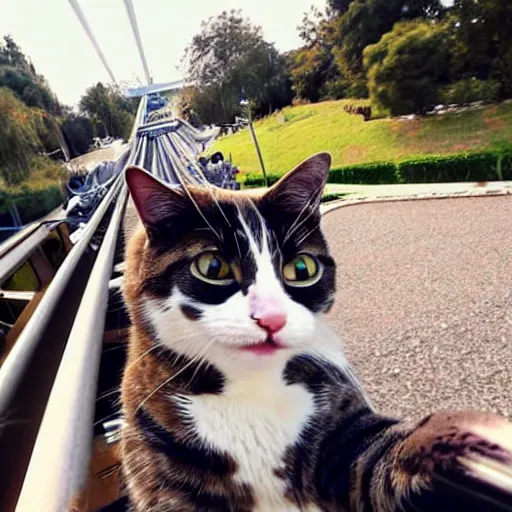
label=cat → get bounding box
[120,153,512,512]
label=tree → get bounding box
[183,10,292,123]
[288,6,341,102]
[327,0,353,15]
[0,88,43,185]
[79,83,136,140]
[0,35,61,116]
[451,0,512,95]
[333,0,444,86]
[364,21,450,115]
[60,112,95,158]
[286,46,334,102]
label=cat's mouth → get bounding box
[239,336,286,356]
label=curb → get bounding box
[320,187,512,216]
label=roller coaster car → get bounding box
[0,222,72,366]
[146,93,168,113]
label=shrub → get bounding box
[343,104,372,121]
[291,97,311,107]
[330,162,398,184]
[241,147,512,188]
[0,185,64,222]
[243,174,280,187]
[500,150,512,180]
[439,78,501,105]
[319,80,347,101]
[398,151,500,183]
[364,21,450,115]
[321,192,348,203]
[0,87,44,185]
[464,151,500,181]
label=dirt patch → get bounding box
[343,145,369,164]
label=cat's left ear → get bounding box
[262,153,331,214]
[125,166,190,233]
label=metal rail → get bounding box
[0,94,147,511]
[123,0,152,84]
[0,175,123,511]
[68,0,117,84]
[1,93,222,510]
[16,188,128,511]
[0,221,63,285]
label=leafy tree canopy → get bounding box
[79,82,137,140]
[183,10,292,124]
[364,20,450,115]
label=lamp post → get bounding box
[240,98,268,187]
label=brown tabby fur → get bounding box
[121,161,512,512]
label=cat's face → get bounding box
[124,153,337,375]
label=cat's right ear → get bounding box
[125,166,189,232]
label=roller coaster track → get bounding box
[0,94,222,511]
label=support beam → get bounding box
[123,0,152,85]
[68,0,117,84]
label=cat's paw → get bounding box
[393,411,512,511]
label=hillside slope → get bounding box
[211,100,512,176]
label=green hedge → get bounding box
[243,174,280,187]
[500,151,512,180]
[242,147,512,187]
[330,162,398,184]
[396,151,500,184]
[0,185,64,223]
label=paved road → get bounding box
[323,196,512,422]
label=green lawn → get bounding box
[211,100,512,178]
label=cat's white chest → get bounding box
[183,375,316,510]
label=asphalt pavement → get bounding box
[323,196,512,422]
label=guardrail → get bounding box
[0,93,224,511]
[0,95,147,511]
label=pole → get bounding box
[68,0,117,84]
[123,0,152,84]
[246,105,268,187]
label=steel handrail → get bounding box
[0,95,146,509]
[16,187,128,511]
[0,173,124,510]
[0,93,222,510]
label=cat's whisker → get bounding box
[93,411,123,428]
[282,192,320,244]
[96,387,121,401]
[136,340,216,413]
[124,344,162,373]
[187,353,212,390]
[170,161,222,241]
[174,147,233,230]
[283,188,323,245]
[233,230,242,259]
[295,223,321,247]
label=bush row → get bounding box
[243,148,512,187]
[0,185,64,223]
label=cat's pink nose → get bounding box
[248,286,287,334]
[255,311,287,334]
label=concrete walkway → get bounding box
[321,180,512,213]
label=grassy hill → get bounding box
[211,100,512,178]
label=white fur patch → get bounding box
[183,372,318,511]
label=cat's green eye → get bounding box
[282,254,321,286]
[193,252,234,284]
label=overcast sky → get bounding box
[1,0,454,107]
[0,0,329,106]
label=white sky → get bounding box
[1,0,455,107]
[0,0,327,106]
